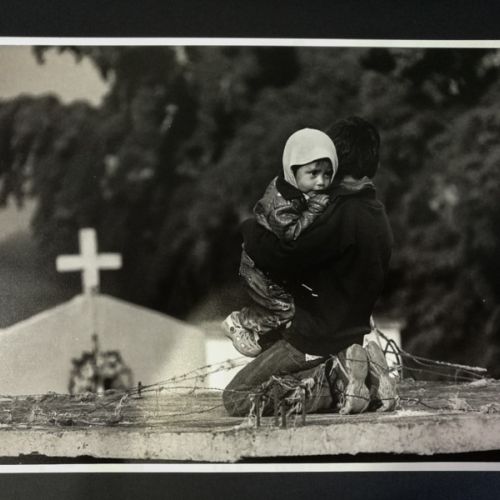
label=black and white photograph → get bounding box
[1,40,500,469]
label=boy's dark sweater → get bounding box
[242,184,393,356]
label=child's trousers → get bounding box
[237,249,295,335]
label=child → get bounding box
[222,128,338,357]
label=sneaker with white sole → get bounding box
[330,344,370,414]
[365,340,399,411]
[222,312,262,357]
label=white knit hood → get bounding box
[282,128,338,188]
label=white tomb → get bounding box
[363,318,403,371]
[0,294,206,395]
[0,228,211,395]
[198,321,250,390]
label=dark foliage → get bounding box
[1,46,500,375]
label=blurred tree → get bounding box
[1,46,500,375]
[0,46,301,310]
[359,48,500,375]
[396,93,500,376]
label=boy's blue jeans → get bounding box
[222,339,334,417]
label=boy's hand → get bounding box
[307,192,330,213]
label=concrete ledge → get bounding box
[1,379,500,462]
[0,411,499,462]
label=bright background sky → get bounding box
[0,45,109,239]
[0,45,108,105]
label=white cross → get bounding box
[56,228,122,295]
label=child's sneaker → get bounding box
[365,340,399,411]
[329,344,370,414]
[222,312,262,358]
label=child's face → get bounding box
[294,160,333,193]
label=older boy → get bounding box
[222,117,397,416]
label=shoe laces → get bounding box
[327,356,349,381]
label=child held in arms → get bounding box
[222,128,337,357]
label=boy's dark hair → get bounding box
[329,117,380,179]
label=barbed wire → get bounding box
[0,329,495,428]
[134,356,248,394]
[373,327,488,382]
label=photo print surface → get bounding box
[0,43,500,463]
